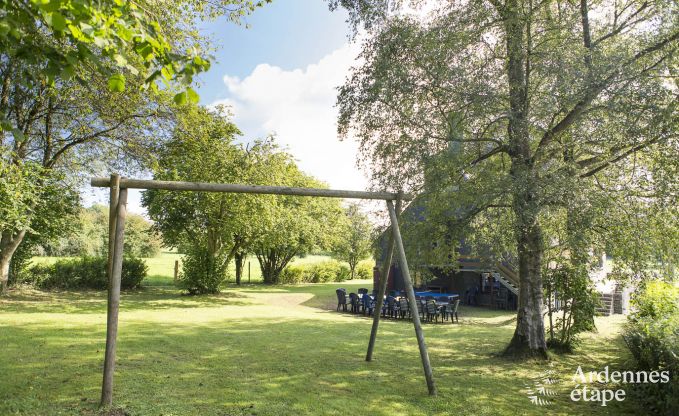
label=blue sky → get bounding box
[87,1,371,214]
[197,1,367,195]
[196,0,351,104]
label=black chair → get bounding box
[466,287,479,306]
[336,289,348,312]
[495,287,508,310]
[358,288,369,296]
[385,296,399,318]
[425,300,441,323]
[443,298,460,323]
[416,300,424,320]
[349,293,361,314]
[362,294,375,316]
[398,298,409,319]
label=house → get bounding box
[373,200,630,315]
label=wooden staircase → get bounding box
[494,262,519,295]
[596,293,615,316]
[455,257,520,295]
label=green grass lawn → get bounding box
[1,259,642,415]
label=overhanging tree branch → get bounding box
[580,135,664,178]
[533,30,679,160]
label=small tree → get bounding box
[333,203,373,279]
[143,105,258,293]
[253,162,346,284]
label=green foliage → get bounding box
[121,214,162,258]
[279,260,350,284]
[144,104,347,286]
[255,177,346,284]
[143,104,245,251]
[623,281,679,415]
[543,263,598,352]
[1,165,80,289]
[0,0,271,293]
[332,203,373,278]
[0,160,46,233]
[179,247,229,295]
[34,205,161,258]
[0,0,269,105]
[355,260,373,280]
[331,0,678,354]
[25,256,147,290]
[143,105,264,291]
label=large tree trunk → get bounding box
[504,218,548,358]
[501,1,547,358]
[0,230,27,294]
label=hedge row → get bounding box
[279,261,349,284]
[354,261,373,280]
[278,260,373,284]
[19,256,147,290]
[623,280,679,415]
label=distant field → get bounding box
[31,252,374,287]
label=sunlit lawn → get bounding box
[1,259,642,415]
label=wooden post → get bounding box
[91,177,415,201]
[387,199,437,396]
[100,174,119,406]
[174,260,179,282]
[366,198,401,361]
[100,184,128,407]
[106,175,120,294]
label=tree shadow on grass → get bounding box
[0,287,251,315]
[0,312,641,416]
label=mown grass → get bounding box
[1,258,642,415]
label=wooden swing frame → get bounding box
[91,174,437,408]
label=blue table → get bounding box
[415,291,459,300]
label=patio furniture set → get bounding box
[335,288,460,323]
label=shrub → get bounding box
[178,247,228,294]
[26,256,147,290]
[279,265,305,284]
[337,264,351,282]
[623,281,679,415]
[7,243,38,286]
[355,260,373,280]
[279,260,350,284]
[307,262,336,283]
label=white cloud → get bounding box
[212,42,368,192]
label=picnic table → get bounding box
[415,291,459,302]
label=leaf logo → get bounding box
[525,369,561,405]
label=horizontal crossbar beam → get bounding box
[90,178,413,201]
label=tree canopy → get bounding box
[332,203,373,279]
[0,0,270,106]
[143,105,346,291]
[0,0,272,293]
[332,0,678,356]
